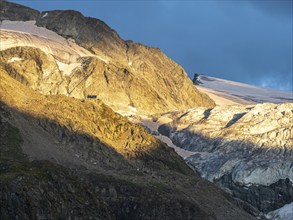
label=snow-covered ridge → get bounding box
[197,75,292,105]
[0,20,109,64]
[0,20,66,41]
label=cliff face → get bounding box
[35,9,127,61]
[0,1,215,115]
[0,46,67,95]
[0,66,254,220]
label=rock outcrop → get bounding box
[156,103,293,215]
[0,46,67,95]
[0,0,39,21]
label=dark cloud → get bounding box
[13,0,293,91]
[248,0,293,17]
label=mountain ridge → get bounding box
[0,0,215,115]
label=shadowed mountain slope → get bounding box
[0,65,254,219]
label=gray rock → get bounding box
[0,1,39,21]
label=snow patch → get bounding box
[128,106,137,113]
[43,70,51,78]
[138,115,197,159]
[155,134,197,159]
[56,60,80,76]
[67,38,75,43]
[7,57,22,63]
[116,106,138,116]
[41,12,48,18]
[96,55,109,63]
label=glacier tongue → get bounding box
[136,103,293,215]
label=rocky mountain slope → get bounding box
[0,63,254,219]
[1,1,290,219]
[149,103,293,216]
[0,0,215,115]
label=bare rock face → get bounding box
[157,103,293,214]
[0,1,215,114]
[35,9,127,62]
[0,46,67,95]
[0,0,39,21]
[124,41,213,112]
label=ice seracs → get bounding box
[136,102,293,216]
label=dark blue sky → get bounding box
[13,0,293,91]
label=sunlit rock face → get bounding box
[0,1,215,115]
[0,61,254,220]
[0,46,68,95]
[157,103,293,213]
